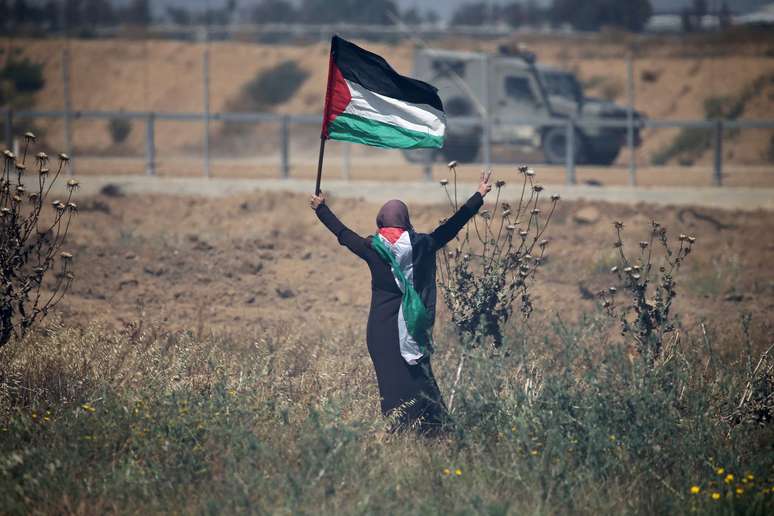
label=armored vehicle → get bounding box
[406,46,642,165]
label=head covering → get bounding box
[376,199,411,230]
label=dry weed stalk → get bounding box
[598,220,695,363]
[438,163,559,348]
[0,132,77,347]
[724,343,774,428]
[437,163,558,412]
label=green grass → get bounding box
[1,313,772,514]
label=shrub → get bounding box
[0,133,78,348]
[597,220,695,363]
[437,164,559,348]
[0,58,45,94]
[651,127,712,166]
[241,60,309,111]
[437,164,559,410]
[107,116,132,145]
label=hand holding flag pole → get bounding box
[314,137,325,196]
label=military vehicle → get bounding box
[405,46,642,165]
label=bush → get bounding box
[651,128,712,166]
[0,133,78,348]
[241,60,309,111]
[0,58,45,94]
[107,117,132,145]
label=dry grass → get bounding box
[0,185,773,513]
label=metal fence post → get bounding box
[280,115,290,179]
[145,113,156,176]
[342,142,351,180]
[626,51,636,186]
[565,119,576,185]
[203,46,211,178]
[4,110,11,150]
[62,46,74,175]
[713,119,723,186]
[422,154,433,181]
[481,117,491,169]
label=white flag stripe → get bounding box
[344,80,446,138]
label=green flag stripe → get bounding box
[329,113,444,149]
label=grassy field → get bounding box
[1,184,773,513]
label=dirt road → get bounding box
[57,175,774,211]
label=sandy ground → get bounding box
[48,175,774,211]
[49,184,774,348]
[59,154,774,188]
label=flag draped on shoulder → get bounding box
[321,35,446,150]
[371,230,432,365]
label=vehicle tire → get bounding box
[587,146,620,166]
[542,126,583,165]
[442,132,480,163]
[402,147,438,164]
[445,97,474,117]
[442,97,480,163]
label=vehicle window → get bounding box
[504,77,536,103]
[542,72,582,101]
[432,59,465,78]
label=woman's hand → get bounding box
[478,169,493,197]
[310,194,326,210]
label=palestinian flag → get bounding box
[371,230,433,365]
[321,35,446,149]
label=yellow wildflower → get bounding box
[716,467,725,475]
[735,487,744,495]
[711,492,720,500]
[690,486,701,494]
[746,473,754,481]
[724,474,734,484]
[442,468,450,476]
[81,403,96,413]
[455,468,462,476]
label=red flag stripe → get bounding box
[321,62,352,139]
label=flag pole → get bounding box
[314,136,326,195]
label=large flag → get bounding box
[321,35,446,149]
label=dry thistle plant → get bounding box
[437,163,559,348]
[0,132,78,347]
[597,220,695,363]
[724,343,774,428]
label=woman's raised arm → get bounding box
[311,195,370,260]
[430,170,492,250]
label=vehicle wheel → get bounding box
[587,146,620,165]
[402,148,438,164]
[542,126,583,165]
[442,132,480,163]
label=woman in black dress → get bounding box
[310,171,492,433]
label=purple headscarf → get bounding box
[376,199,412,229]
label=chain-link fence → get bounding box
[4,31,774,187]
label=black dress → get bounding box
[316,193,484,432]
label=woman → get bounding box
[309,171,492,434]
